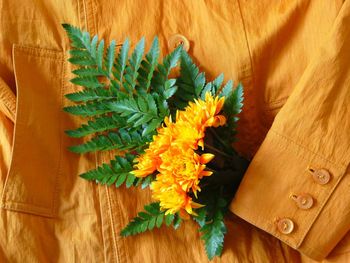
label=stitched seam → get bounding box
[86,0,119,260]
[1,202,54,217]
[1,46,22,207]
[106,187,119,263]
[236,0,255,82]
[51,53,66,217]
[13,45,63,59]
[270,130,346,169]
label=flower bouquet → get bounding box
[63,24,249,260]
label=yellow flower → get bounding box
[132,152,160,177]
[150,179,204,217]
[159,147,214,195]
[133,117,175,178]
[178,92,226,129]
[132,93,227,216]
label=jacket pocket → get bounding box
[1,45,65,218]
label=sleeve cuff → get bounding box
[229,130,350,260]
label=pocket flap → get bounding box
[1,45,64,217]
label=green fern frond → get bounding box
[222,83,244,139]
[80,154,139,187]
[63,24,107,76]
[108,93,164,130]
[112,39,130,93]
[70,76,104,89]
[200,73,225,99]
[72,68,105,77]
[121,203,178,236]
[151,46,182,94]
[137,37,160,92]
[173,50,206,109]
[65,114,127,138]
[194,188,228,260]
[218,80,233,98]
[199,204,227,260]
[65,88,113,102]
[122,38,145,94]
[69,128,152,154]
[105,40,116,76]
[63,101,112,117]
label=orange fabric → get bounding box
[0,0,349,262]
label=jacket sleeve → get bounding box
[229,1,350,260]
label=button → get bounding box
[168,34,190,52]
[292,193,314,210]
[277,218,295,234]
[312,168,331,185]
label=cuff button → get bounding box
[293,193,314,210]
[277,218,295,234]
[312,168,331,185]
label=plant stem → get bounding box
[207,128,234,154]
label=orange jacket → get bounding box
[0,0,349,262]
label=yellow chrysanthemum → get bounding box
[133,117,175,177]
[178,92,226,129]
[159,147,214,195]
[133,93,227,216]
[150,179,204,217]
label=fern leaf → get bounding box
[218,80,233,98]
[68,128,152,153]
[174,50,206,108]
[97,39,105,71]
[70,76,104,89]
[72,68,105,77]
[108,94,162,129]
[68,57,95,66]
[123,38,145,94]
[224,83,243,116]
[151,46,182,94]
[137,37,160,91]
[62,24,86,49]
[194,186,228,261]
[121,203,176,236]
[80,154,138,188]
[112,39,130,93]
[63,102,112,117]
[200,207,227,260]
[105,40,116,76]
[63,24,100,68]
[65,114,127,138]
[65,89,113,102]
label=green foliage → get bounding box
[65,114,126,138]
[63,101,112,117]
[194,188,228,260]
[172,50,206,109]
[62,24,182,183]
[63,24,244,261]
[172,50,235,113]
[69,129,152,154]
[63,24,183,157]
[199,199,227,260]
[80,154,139,187]
[121,203,179,236]
[220,83,244,144]
[108,93,166,134]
